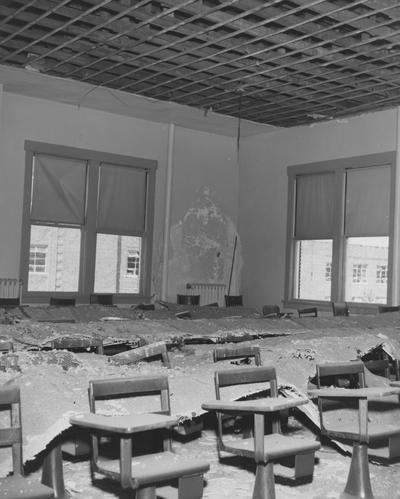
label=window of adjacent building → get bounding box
[29,244,48,273]
[377,265,388,284]
[325,262,332,282]
[127,250,140,276]
[21,142,156,303]
[286,153,394,307]
[352,263,368,284]
[292,172,334,301]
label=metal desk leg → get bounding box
[340,443,374,499]
[252,461,275,499]
[42,445,68,499]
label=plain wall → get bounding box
[167,126,240,301]
[238,108,399,312]
[0,91,239,302]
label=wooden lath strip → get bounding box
[0,0,72,49]
[75,0,268,87]
[232,69,400,123]
[115,0,332,93]
[52,0,206,76]
[24,0,154,67]
[138,0,381,100]
[179,3,400,109]
[0,0,114,64]
[218,48,400,118]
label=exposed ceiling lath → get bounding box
[1,0,400,127]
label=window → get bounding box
[325,262,332,282]
[21,142,156,303]
[29,244,47,273]
[352,264,367,283]
[377,265,388,284]
[127,250,140,276]
[285,152,395,307]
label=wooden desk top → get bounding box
[202,396,309,414]
[70,412,178,434]
[308,386,400,399]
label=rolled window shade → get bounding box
[295,172,334,239]
[31,154,87,224]
[97,163,147,234]
[345,165,391,237]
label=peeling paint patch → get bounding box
[169,186,242,296]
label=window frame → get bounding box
[20,141,157,304]
[284,152,397,311]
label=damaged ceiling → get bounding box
[1,1,400,128]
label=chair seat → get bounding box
[223,434,320,461]
[98,451,210,488]
[324,423,400,442]
[0,475,54,499]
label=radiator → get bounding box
[186,282,226,307]
[0,278,22,299]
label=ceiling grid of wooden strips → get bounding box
[1,0,400,127]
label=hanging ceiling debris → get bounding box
[1,0,400,127]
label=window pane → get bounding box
[97,164,147,234]
[27,225,81,292]
[345,166,390,237]
[31,154,87,224]
[345,237,388,303]
[294,240,332,300]
[94,234,141,293]
[295,172,335,239]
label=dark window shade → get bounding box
[97,164,147,234]
[295,172,334,239]
[345,166,391,237]
[31,154,87,224]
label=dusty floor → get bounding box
[58,425,400,499]
[2,306,400,497]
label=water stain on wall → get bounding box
[169,186,242,297]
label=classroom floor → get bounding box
[57,417,400,499]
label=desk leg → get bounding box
[340,443,374,499]
[42,445,68,499]
[252,462,275,499]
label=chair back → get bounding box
[332,302,349,316]
[316,361,365,389]
[378,305,400,313]
[89,376,171,463]
[213,346,261,366]
[49,297,76,307]
[262,305,280,317]
[0,385,23,476]
[298,307,318,318]
[177,294,200,305]
[214,366,279,440]
[0,340,14,353]
[89,375,170,414]
[224,295,243,307]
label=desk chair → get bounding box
[224,295,243,307]
[378,305,400,313]
[49,335,104,355]
[88,375,209,499]
[49,297,76,307]
[213,346,262,366]
[0,298,20,308]
[0,339,14,352]
[0,385,56,498]
[90,293,114,306]
[297,307,318,318]
[331,301,349,316]
[214,366,320,482]
[315,361,400,460]
[177,294,200,305]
